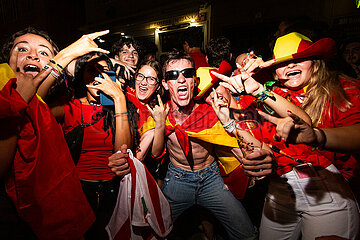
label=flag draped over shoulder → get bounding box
[165,102,242,174]
[164,102,250,199]
[126,87,155,136]
[106,149,172,240]
[0,63,95,240]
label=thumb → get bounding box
[258,110,279,125]
[165,104,170,116]
[34,68,52,87]
[120,144,128,154]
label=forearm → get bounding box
[37,51,74,99]
[113,96,132,151]
[253,86,311,125]
[314,124,360,153]
[151,125,166,158]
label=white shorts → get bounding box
[259,164,359,240]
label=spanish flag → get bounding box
[0,63,95,239]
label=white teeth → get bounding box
[140,87,147,91]
[178,87,187,91]
[286,70,301,77]
[24,64,40,72]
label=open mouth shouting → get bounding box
[285,70,302,79]
[177,85,189,99]
[23,64,41,77]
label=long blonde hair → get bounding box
[302,59,357,125]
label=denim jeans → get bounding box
[161,161,257,240]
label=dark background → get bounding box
[0,0,359,60]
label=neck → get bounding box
[170,100,196,123]
[188,47,201,53]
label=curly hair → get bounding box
[111,37,143,60]
[205,36,231,68]
[1,26,59,63]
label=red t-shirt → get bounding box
[62,99,115,180]
[237,95,332,176]
[274,78,360,179]
[189,52,209,70]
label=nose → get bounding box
[177,73,186,83]
[287,62,296,68]
[26,50,40,61]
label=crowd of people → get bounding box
[0,21,359,240]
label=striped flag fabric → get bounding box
[106,149,172,240]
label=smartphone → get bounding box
[99,70,117,106]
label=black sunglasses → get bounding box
[165,68,196,81]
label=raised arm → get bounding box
[260,110,360,153]
[37,30,110,99]
[146,95,169,158]
[212,70,311,125]
[87,72,132,151]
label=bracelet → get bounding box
[49,59,65,75]
[114,112,128,117]
[222,119,236,134]
[312,127,327,150]
[43,64,60,79]
[254,81,276,114]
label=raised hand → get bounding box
[212,68,261,95]
[15,68,51,103]
[240,51,276,75]
[87,71,124,101]
[210,88,231,125]
[146,95,170,127]
[111,59,136,81]
[55,30,110,66]
[258,110,317,145]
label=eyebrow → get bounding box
[13,41,54,55]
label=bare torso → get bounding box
[166,103,216,171]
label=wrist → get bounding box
[312,127,327,150]
[251,84,263,96]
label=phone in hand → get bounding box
[99,70,117,106]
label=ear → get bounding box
[230,53,233,61]
[162,79,169,90]
[194,77,200,87]
[114,55,119,60]
[205,56,209,64]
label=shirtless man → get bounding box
[109,50,275,239]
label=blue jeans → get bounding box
[161,161,257,240]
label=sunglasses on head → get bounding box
[165,68,196,81]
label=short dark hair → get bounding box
[183,27,203,48]
[111,37,143,59]
[205,36,231,68]
[162,49,195,77]
[1,26,59,63]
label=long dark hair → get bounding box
[136,59,168,108]
[72,52,139,151]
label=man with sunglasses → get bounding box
[159,50,269,239]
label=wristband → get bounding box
[222,119,236,134]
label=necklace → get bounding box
[86,98,101,107]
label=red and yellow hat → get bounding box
[194,61,232,100]
[272,32,336,64]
